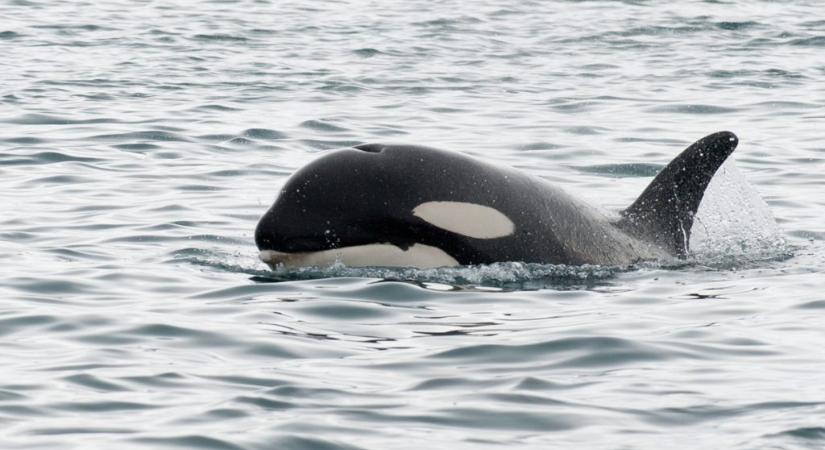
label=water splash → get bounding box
[175,247,622,290]
[690,159,791,268]
[255,261,621,291]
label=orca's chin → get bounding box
[258,243,459,269]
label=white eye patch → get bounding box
[412,201,515,239]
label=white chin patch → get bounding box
[259,243,459,269]
[412,201,515,239]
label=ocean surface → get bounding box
[2,1,824,449]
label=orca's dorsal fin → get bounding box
[617,131,738,257]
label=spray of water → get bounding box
[689,159,790,268]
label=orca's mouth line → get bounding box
[259,244,459,269]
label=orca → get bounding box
[255,131,738,268]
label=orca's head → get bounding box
[254,144,516,268]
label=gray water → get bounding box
[2,1,824,449]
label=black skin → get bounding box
[255,131,738,266]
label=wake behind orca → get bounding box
[255,131,738,268]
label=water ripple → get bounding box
[1,113,122,125]
[430,336,686,367]
[91,130,190,142]
[132,436,248,450]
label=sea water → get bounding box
[1,1,824,449]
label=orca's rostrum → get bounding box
[255,131,739,268]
